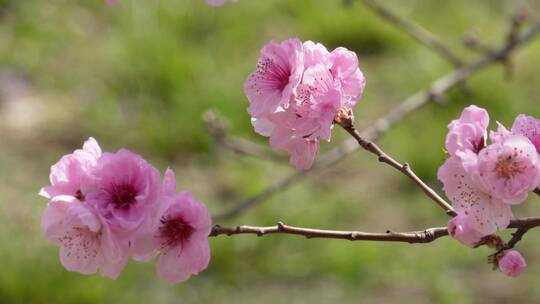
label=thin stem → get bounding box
[210,217,540,245]
[335,112,456,216]
[210,222,449,243]
[490,217,540,256]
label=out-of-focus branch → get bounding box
[213,21,540,221]
[203,110,287,162]
[361,0,463,67]
[334,108,456,216]
[464,8,530,78]
[210,217,540,244]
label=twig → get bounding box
[463,32,496,54]
[203,110,287,162]
[503,9,529,78]
[465,9,529,79]
[361,0,463,67]
[334,108,456,216]
[490,217,540,256]
[210,217,540,245]
[210,222,449,243]
[534,188,540,196]
[213,22,540,221]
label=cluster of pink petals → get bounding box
[206,0,238,6]
[438,105,540,253]
[498,250,527,277]
[245,38,366,170]
[40,138,212,283]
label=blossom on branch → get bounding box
[42,196,127,279]
[40,138,211,282]
[476,135,540,204]
[511,114,540,153]
[438,156,512,247]
[245,39,366,169]
[154,169,212,284]
[439,106,540,247]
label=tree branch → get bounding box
[213,22,540,221]
[488,217,540,256]
[361,0,463,67]
[210,217,540,245]
[334,108,456,216]
[210,222,449,243]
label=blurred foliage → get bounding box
[1,0,540,303]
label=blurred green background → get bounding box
[2,0,540,303]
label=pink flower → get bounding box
[499,250,526,277]
[106,0,120,5]
[447,215,484,248]
[247,40,365,170]
[511,114,540,154]
[303,41,329,68]
[206,0,237,6]
[244,38,304,118]
[476,135,540,204]
[293,63,342,140]
[39,137,102,200]
[154,169,212,284]
[42,196,127,279]
[489,122,511,144]
[445,105,489,156]
[82,149,162,256]
[328,47,366,109]
[437,157,512,236]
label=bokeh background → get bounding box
[2,0,540,303]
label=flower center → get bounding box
[495,155,523,179]
[111,183,137,209]
[258,58,290,91]
[473,137,485,154]
[75,190,85,201]
[159,216,194,248]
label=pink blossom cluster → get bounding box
[40,138,211,283]
[244,38,366,170]
[438,105,540,276]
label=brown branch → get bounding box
[490,217,540,256]
[210,222,449,243]
[534,188,540,196]
[361,0,463,67]
[210,217,540,245]
[334,108,456,216]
